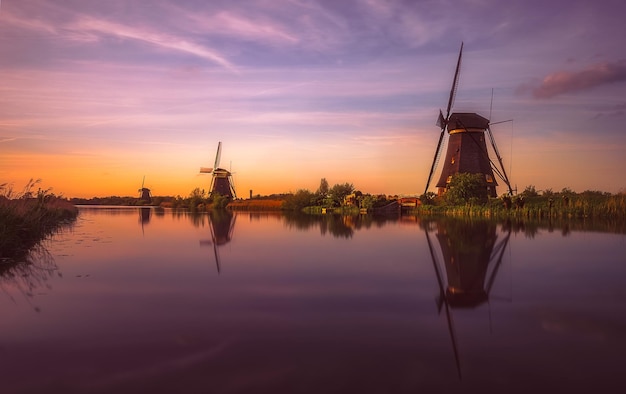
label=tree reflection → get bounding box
[282,213,402,239]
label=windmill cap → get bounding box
[448,112,489,132]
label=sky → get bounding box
[1,0,626,198]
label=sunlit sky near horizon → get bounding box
[2,0,626,198]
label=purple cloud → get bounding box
[521,60,626,99]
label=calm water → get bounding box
[2,207,625,393]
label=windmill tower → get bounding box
[200,142,237,200]
[138,176,152,204]
[424,43,513,198]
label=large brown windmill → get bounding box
[200,141,237,200]
[424,43,513,197]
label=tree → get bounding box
[444,173,488,205]
[283,189,315,211]
[521,185,539,198]
[419,192,437,206]
[211,193,229,210]
[328,182,354,207]
[360,194,376,210]
[188,188,206,211]
[316,178,329,198]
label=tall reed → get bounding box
[413,192,626,221]
[0,180,78,260]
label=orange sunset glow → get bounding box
[2,0,626,198]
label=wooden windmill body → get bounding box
[425,43,512,197]
[200,142,237,200]
[137,176,152,204]
[435,113,498,197]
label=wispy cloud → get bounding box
[519,60,626,99]
[183,10,299,46]
[67,16,237,71]
[1,1,237,72]
[0,9,57,34]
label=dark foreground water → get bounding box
[1,207,625,393]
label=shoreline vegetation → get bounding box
[4,176,625,260]
[69,179,625,221]
[0,180,78,262]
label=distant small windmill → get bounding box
[137,176,152,204]
[200,142,237,199]
[424,43,513,197]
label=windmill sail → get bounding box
[425,224,462,380]
[486,125,513,195]
[214,141,222,169]
[424,42,463,195]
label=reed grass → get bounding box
[0,180,78,260]
[413,192,626,221]
[227,199,285,211]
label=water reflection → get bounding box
[429,219,511,308]
[4,208,626,393]
[199,210,236,273]
[0,243,59,312]
[424,218,512,379]
[138,207,151,234]
[282,212,403,238]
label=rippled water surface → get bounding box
[2,207,625,393]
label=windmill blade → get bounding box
[485,226,512,296]
[141,175,145,189]
[228,213,237,239]
[424,43,463,196]
[208,214,221,274]
[445,42,464,121]
[199,167,213,173]
[426,227,446,306]
[209,176,215,196]
[424,126,446,195]
[229,174,237,199]
[425,227,462,380]
[214,141,222,169]
[486,126,513,195]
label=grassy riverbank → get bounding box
[413,191,626,220]
[0,182,78,260]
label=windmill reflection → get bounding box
[200,210,236,274]
[138,207,151,235]
[425,219,512,379]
